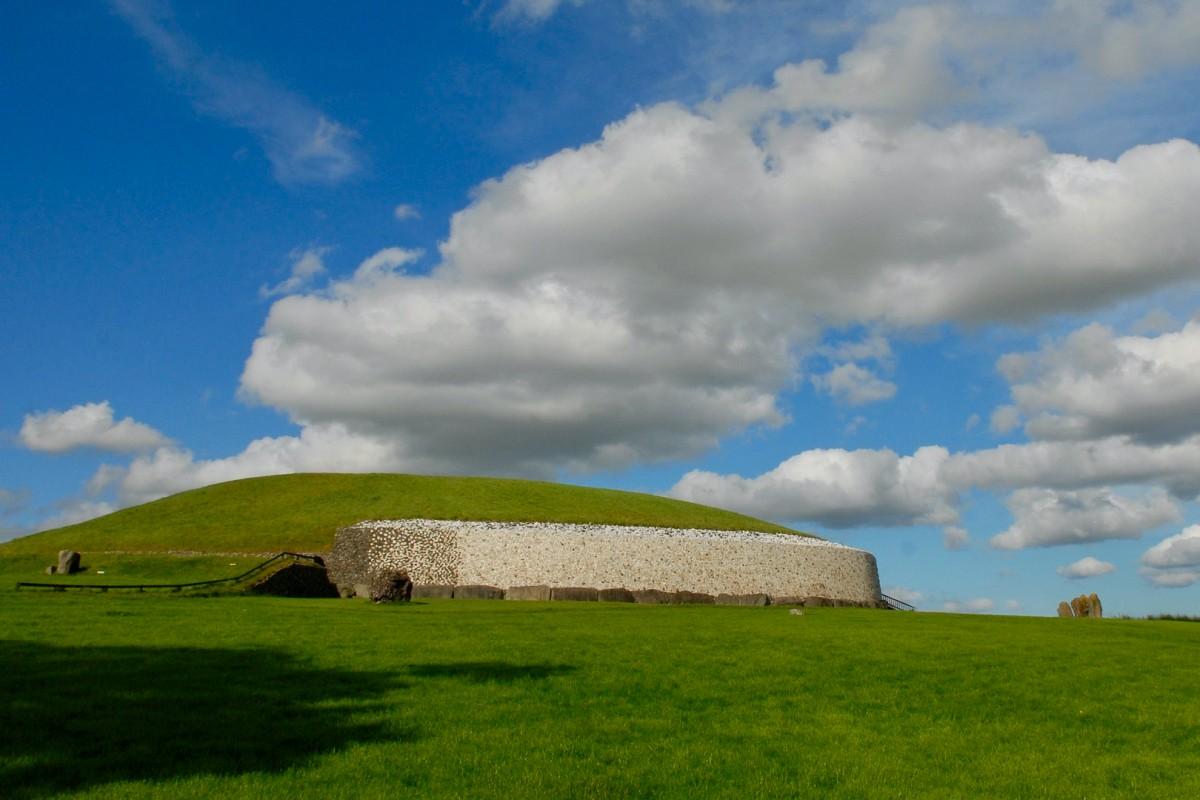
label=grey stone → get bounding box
[506,585,551,601]
[598,588,635,603]
[632,589,674,604]
[770,595,806,606]
[789,608,805,616]
[1057,601,1073,618]
[674,591,715,605]
[353,583,371,599]
[45,565,57,576]
[806,596,834,607]
[57,550,81,576]
[550,586,599,602]
[454,584,505,600]
[716,593,770,606]
[412,584,455,599]
[369,570,413,603]
[1089,592,1103,619]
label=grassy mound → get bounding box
[0,472,802,556]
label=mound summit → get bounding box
[0,473,805,556]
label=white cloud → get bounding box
[998,320,1200,444]
[95,423,407,507]
[1057,556,1117,579]
[393,203,421,221]
[1142,524,1200,569]
[112,0,361,186]
[812,363,896,407]
[260,246,331,298]
[1140,568,1200,588]
[990,487,1179,550]
[669,446,957,528]
[884,586,922,606]
[964,413,980,432]
[1003,599,1021,612]
[20,402,171,454]
[944,597,994,613]
[36,499,116,532]
[990,405,1021,434]
[495,0,586,23]
[943,525,969,550]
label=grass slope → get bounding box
[3,593,1198,799]
[0,472,801,556]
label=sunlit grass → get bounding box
[3,586,1197,799]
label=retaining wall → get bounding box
[327,520,882,605]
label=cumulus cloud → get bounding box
[112,0,361,185]
[990,487,1179,550]
[669,446,957,529]
[1142,524,1200,569]
[812,363,897,407]
[990,405,1021,434]
[1140,568,1200,588]
[943,525,970,550]
[1057,556,1117,579]
[260,246,331,298]
[997,320,1200,445]
[20,402,171,454]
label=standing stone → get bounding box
[1070,595,1088,618]
[57,550,81,576]
[45,565,57,576]
[1057,601,1073,617]
[1088,593,1103,619]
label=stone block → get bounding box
[353,583,371,599]
[770,595,806,606]
[1089,592,1103,619]
[674,591,715,605]
[454,584,505,600]
[550,586,599,602]
[57,550,81,576]
[632,589,674,604]
[1057,601,1073,617]
[716,593,770,606]
[45,565,57,576]
[805,597,834,607]
[412,584,455,599]
[598,588,636,603]
[506,585,551,601]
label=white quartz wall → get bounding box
[339,519,881,603]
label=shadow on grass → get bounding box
[407,661,575,683]
[0,640,411,799]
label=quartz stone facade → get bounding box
[327,519,883,606]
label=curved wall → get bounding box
[328,519,882,605]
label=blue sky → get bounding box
[5,0,1200,616]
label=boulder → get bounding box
[412,584,455,600]
[789,608,805,616]
[674,591,715,605]
[454,584,505,600]
[1057,601,1073,617]
[57,550,81,576]
[1089,593,1103,619]
[506,585,552,601]
[598,588,636,603]
[44,565,57,576]
[369,570,413,603]
[632,589,675,604]
[550,586,599,602]
[1070,595,1087,618]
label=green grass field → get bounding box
[0,473,802,558]
[3,581,1198,799]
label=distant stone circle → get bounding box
[327,519,884,607]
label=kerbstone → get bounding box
[506,585,551,601]
[551,586,600,602]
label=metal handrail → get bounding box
[881,593,915,611]
[14,551,324,593]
